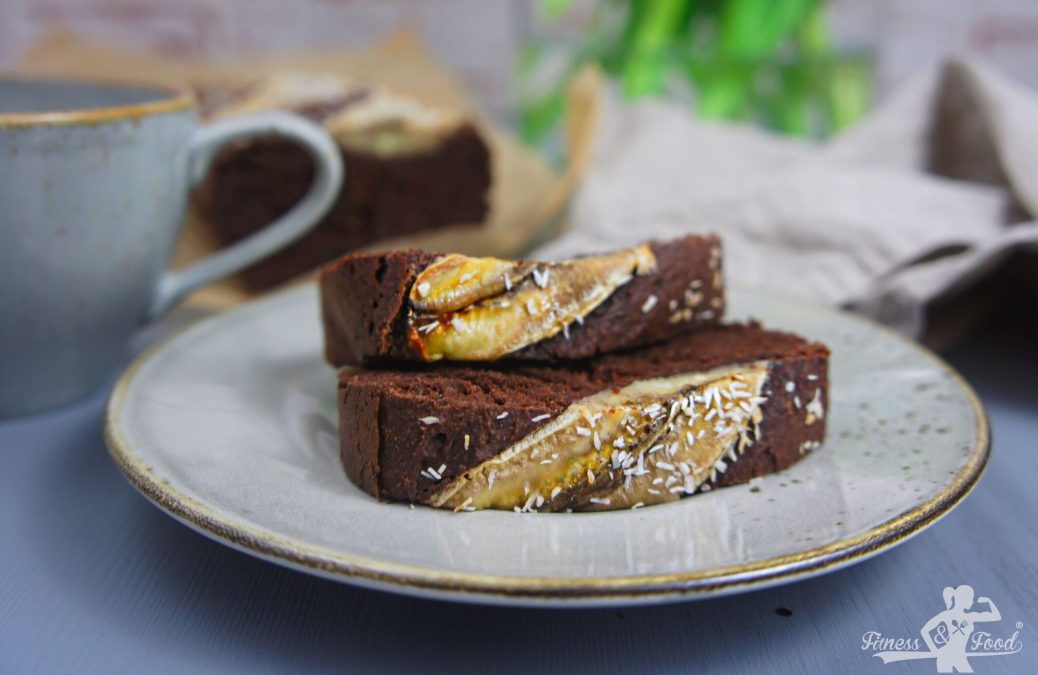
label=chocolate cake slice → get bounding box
[192,73,491,291]
[339,323,828,512]
[320,235,724,366]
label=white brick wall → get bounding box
[4,0,1038,116]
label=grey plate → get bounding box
[104,285,989,607]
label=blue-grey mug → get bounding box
[0,76,344,416]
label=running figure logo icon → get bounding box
[861,585,1023,672]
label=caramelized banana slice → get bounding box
[431,363,769,512]
[410,245,657,361]
[430,402,636,512]
[410,255,535,314]
[586,365,768,511]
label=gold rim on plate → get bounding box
[103,288,990,603]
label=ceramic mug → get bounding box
[0,76,344,416]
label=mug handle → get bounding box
[147,111,344,319]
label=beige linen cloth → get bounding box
[536,58,1038,344]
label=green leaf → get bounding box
[520,87,568,145]
[827,59,872,132]
[719,0,817,59]
[539,0,575,21]
[621,0,690,98]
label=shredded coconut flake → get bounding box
[522,493,539,512]
[419,416,440,425]
[806,388,825,420]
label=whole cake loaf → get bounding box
[320,235,724,365]
[338,322,828,512]
[192,73,492,290]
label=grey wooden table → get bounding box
[2,309,1036,675]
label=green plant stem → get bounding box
[620,0,690,97]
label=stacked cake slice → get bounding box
[319,235,828,512]
[193,73,491,291]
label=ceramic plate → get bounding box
[105,285,989,607]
